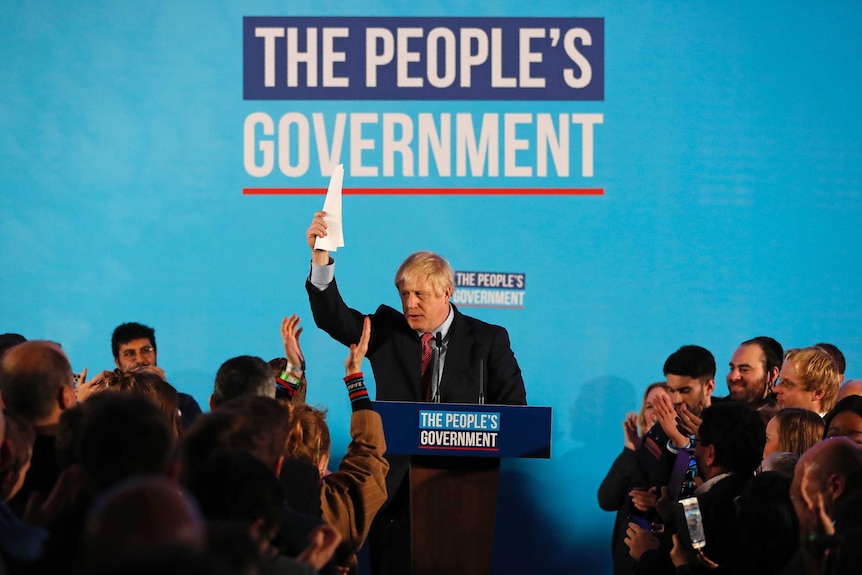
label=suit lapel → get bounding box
[440,306,473,401]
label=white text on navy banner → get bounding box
[419,410,501,451]
[243,17,604,100]
[453,271,525,309]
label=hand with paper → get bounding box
[306,165,345,266]
[306,210,330,266]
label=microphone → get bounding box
[474,342,486,405]
[433,332,444,403]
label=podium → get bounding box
[373,401,552,575]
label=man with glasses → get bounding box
[774,347,840,416]
[111,322,202,429]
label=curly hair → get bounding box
[91,369,179,439]
[699,401,766,477]
[284,403,331,470]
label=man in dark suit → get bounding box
[304,210,526,406]
[305,210,526,574]
[685,401,765,567]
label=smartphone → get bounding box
[675,497,706,550]
[73,372,82,387]
[627,514,652,531]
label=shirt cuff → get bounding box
[309,258,335,290]
[666,438,692,454]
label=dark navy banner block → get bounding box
[373,401,552,458]
[243,17,604,101]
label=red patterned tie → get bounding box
[421,333,434,400]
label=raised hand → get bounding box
[653,392,688,448]
[306,210,329,265]
[623,411,641,451]
[281,314,305,368]
[345,316,371,376]
[676,403,702,441]
[77,369,109,402]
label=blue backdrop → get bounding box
[2,2,861,573]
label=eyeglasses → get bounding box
[120,345,155,360]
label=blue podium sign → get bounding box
[373,401,551,459]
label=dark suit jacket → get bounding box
[696,472,749,568]
[306,279,526,406]
[634,473,750,575]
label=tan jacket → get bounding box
[321,409,389,569]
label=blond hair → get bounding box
[785,347,841,412]
[394,251,454,296]
[638,382,672,435]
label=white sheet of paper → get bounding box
[314,164,345,252]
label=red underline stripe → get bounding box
[456,305,525,309]
[418,446,500,452]
[243,187,604,196]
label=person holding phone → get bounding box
[626,401,766,572]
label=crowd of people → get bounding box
[598,339,862,575]
[6,210,860,575]
[0,313,386,575]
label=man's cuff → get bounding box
[666,437,692,454]
[344,372,372,411]
[309,258,335,290]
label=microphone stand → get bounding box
[433,332,444,403]
[479,358,485,405]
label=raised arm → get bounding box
[342,316,373,411]
[281,314,305,369]
[321,316,389,553]
[306,210,330,266]
[653,392,689,449]
[277,314,307,403]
